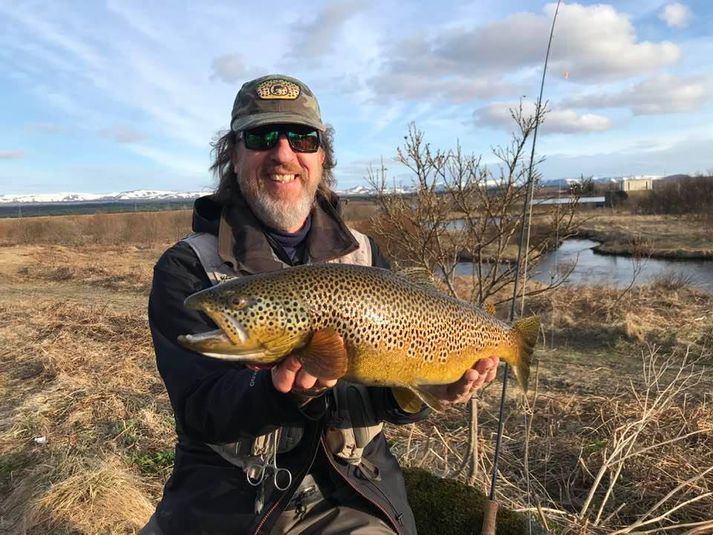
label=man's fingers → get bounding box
[271,355,339,394]
[474,356,499,374]
[319,378,338,389]
[271,355,303,393]
[484,365,498,383]
[294,369,318,390]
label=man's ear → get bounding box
[230,150,240,172]
[319,148,325,165]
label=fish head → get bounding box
[177,278,312,365]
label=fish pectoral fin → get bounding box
[295,328,348,381]
[393,386,445,413]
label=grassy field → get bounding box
[0,211,711,534]
[579,213,713,259]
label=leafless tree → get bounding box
[367,104,584,483]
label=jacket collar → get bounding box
[217,191,359,275]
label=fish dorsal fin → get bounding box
[393,386,446,413]
[484,302,497,316]
[295,328,348,381]
[394,266,438,289]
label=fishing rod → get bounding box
[480,1,562,533]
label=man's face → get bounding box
[232,125,324,232]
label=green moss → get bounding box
[404,468,533,535]
[130,449,175,476]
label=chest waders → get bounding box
[181,230,385,513]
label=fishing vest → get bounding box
[181,229,384,479]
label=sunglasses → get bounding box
[240,125,321,153]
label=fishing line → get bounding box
[482,1,562,533]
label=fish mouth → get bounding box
[183,293,250,346]
[177,328,279,362]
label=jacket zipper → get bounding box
[319,436,404,534]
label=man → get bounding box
[143,74,499,535]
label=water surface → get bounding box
[455,239,713,293]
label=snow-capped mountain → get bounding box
[0,190,208,204]
[1,186,385,203]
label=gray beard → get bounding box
[238,176,316,231]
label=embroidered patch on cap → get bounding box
[256,79,300,100]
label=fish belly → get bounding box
[343,343,503,387]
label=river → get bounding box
[454,239,713,293]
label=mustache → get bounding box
[262,165,303,175]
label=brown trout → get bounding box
[178,263,539,410]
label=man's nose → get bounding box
[268,134,297,163]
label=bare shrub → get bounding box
[635,175,713,216]
[651,269,694,291]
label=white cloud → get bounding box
[211,54,246,83]
[0,150,25,159]
[563,75,709,114]
[659,3,691,28]
[475,102,611,134]
[287,0,366,61]
[371,2,681,103]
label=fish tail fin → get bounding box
[510,316,540,393]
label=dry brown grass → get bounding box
[0,212,711,534]
[0,210,192,246]
[4,454,156,535]
[0,283,172,533]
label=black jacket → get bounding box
[149,194,429,534]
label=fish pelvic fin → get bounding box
[294,327,349,381]
[392,387,425,414]
[511,315,540,393]
[393,386,445,413]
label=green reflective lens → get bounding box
[242,125,320,153]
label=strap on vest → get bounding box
[325,383,384,466]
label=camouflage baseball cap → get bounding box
[230,74,326,132]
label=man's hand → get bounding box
[271,355,338,394]
[422,356,500,405]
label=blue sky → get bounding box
[1,1,711,195]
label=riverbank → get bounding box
[578,213,713,260]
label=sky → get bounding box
[1,1,711,195]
